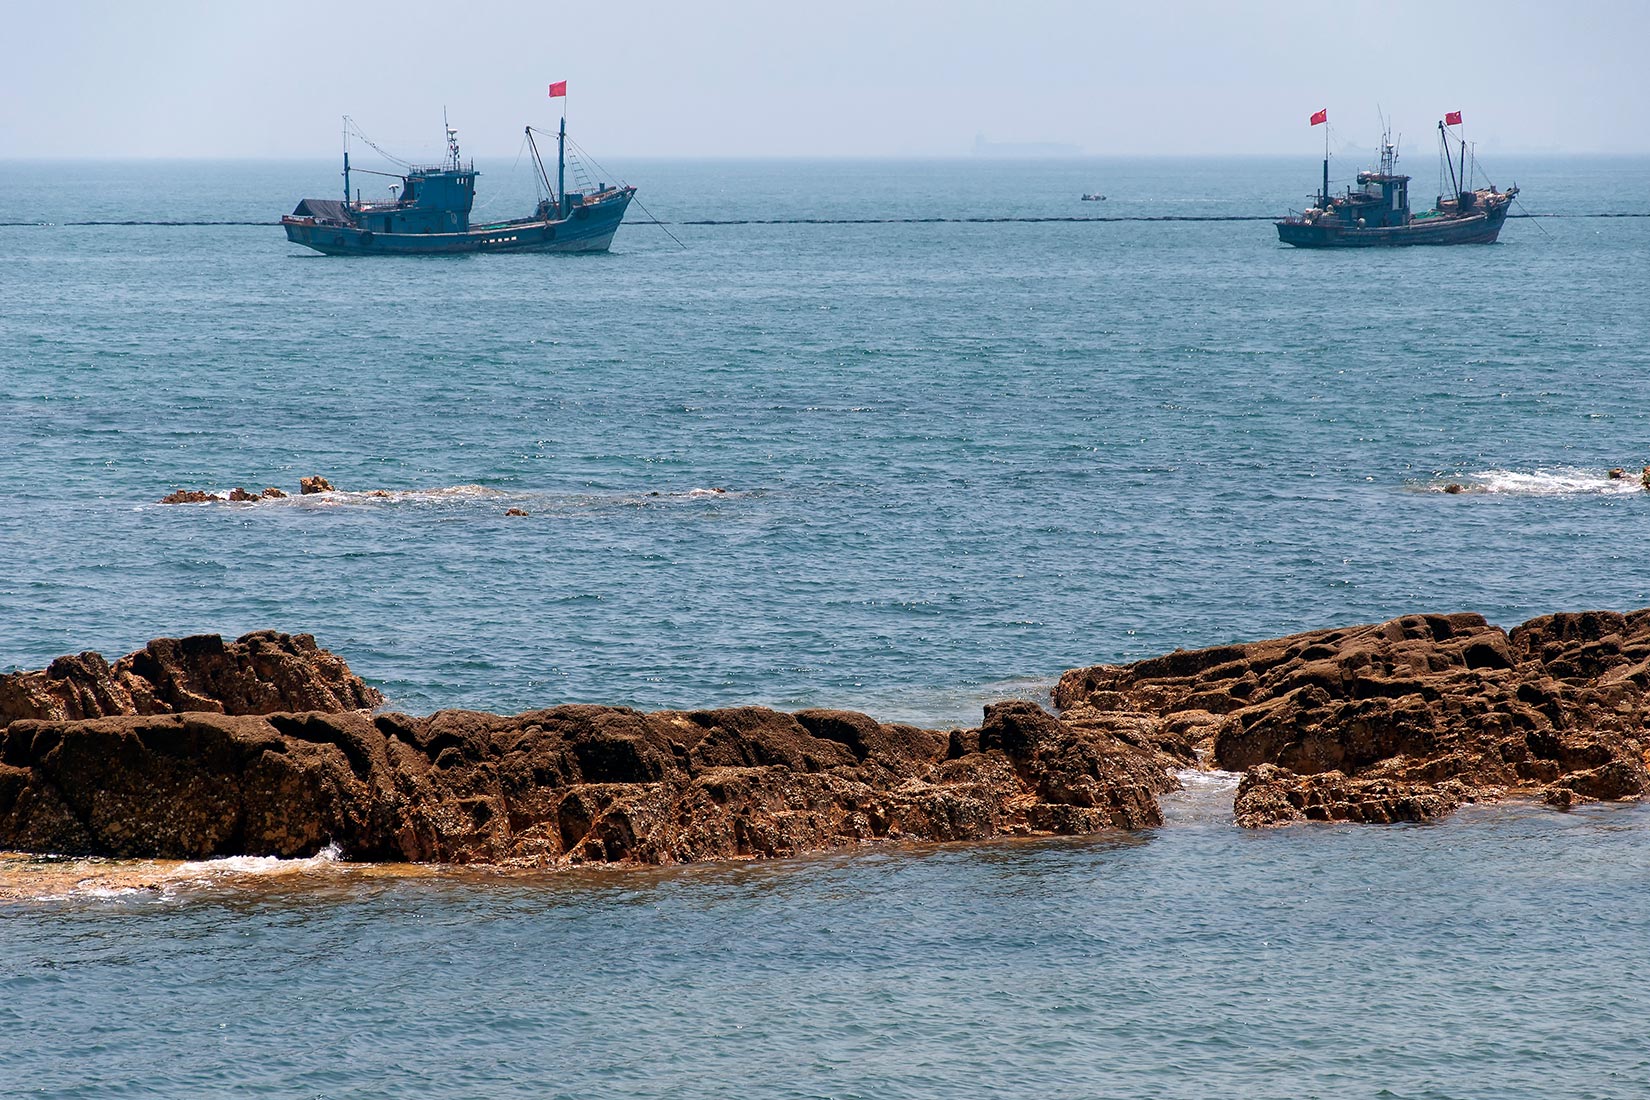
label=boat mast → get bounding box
[444,108,462,171]
[1439,121,1461,196]
[557,114,568,218]
[1321,115,1329,206]
[526,126,556,207]
[342,117,351,205]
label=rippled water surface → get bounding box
[6,791,1649,1099]
[3,157,1649,1096]
[4,156,1650,722]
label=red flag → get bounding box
[1444,110,1463,127]
[548,80,567,98]
[1310,108,1327,126]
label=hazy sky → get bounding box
[5,0,1647,159]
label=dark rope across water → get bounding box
[1,212,1643,229]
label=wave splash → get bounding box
[1417,468,1647,496]
[153,484,760,513]
[2,843,348,904]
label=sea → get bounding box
[2,154,1648,1098]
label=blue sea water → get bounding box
[3,155,1650,1097]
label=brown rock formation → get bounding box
[159,490,222,504]
[0,631,383,728]
[1056,610,1650,826]
[0,700,1174,864]
[300,476,335,494]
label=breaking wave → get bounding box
[1171,768,1243,793]
[1,843,350,904]
[150,484,761,514]
[1414,468,1647,496]
[1160,768,1242,827]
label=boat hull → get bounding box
[283,191,633,256]
[1276,202,1511,248]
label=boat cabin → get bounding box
[1342,169,1410,227]
[352,165,477,235]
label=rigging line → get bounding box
[564,136,625,192]
[1512,196,1554,238]
[343,116,412,169]
[474,134,532,216]
[626,193,687,249]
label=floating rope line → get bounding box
[3,212,1642,230]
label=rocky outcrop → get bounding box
[227,487,287,502]
[9,607,1647,860]
[159,480,311,504]
[0,699,1175,864]
[0,632,383,728]
[1056,610,1650,826]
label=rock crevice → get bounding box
[1055,610,1650,826]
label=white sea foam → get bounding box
[1171,767,1242,792]
[170,842,343,881]
[151,484,763,513]
[1158,768,1242,827]
[316,484,509,504]
[1419,468,1645,496]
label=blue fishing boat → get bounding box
[282,116,633,255]
[1276,119,1517,248]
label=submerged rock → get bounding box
[0,698,1174,864]
[1056,610,1650,826]
[160,485,292,504]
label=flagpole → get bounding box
[1321,111,1330,208]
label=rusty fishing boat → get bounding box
[1276,115,1517,248]
[282,113,633,256]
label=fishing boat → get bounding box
[282,116,633,255]
[1276,117,1517,248]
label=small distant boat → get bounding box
[1081,193,1107,201]
[282,115,634,256]
[1276,117,1516,248]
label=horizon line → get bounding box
[3,149,1643,163]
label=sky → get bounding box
[3,0,1647,159]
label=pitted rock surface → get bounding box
[0,700,1174,864]
[0,632,383,728]
[1055,610,1650,826]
